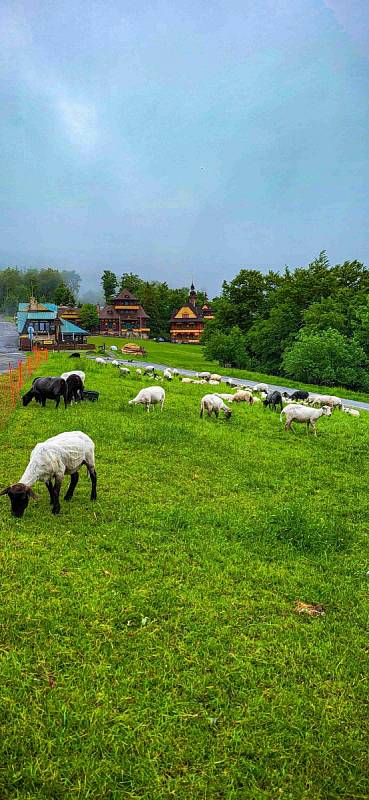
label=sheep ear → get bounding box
[27,488,38,500]
[0,487,10,496]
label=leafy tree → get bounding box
[54,282,76,306]
[203,326,252,369]
[101,270,118,302]
[79,304,99,331]
[302,296,347,334]
[282,328,369,389]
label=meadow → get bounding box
[0,351,369,798]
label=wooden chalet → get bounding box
[99,288,150,338]
[170,283,214,344]
[17,297,91,350]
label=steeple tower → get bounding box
[189,282,197,306]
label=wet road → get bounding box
[87,353,369,411]
[0,317,24,373]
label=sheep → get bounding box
[136,368,142,376]
[172,369,179,377]
[163,369,173,380]
[343,407,360,417]
[282,390,309,402]
[307,393,342,410]
[111,360,120,367]
[128,386,165,412]
[232,390,254,405]
[253,383,269,393]
[281,403,332,435]
[263,390,283,412]
[260,391,267,401]
[0,431,97,517]
[22,377,68,409]
[181,377,193,384]
[96,357,107,365]
[226,379,238,388]
[65,374,84,404]
[61,370,86,386]
[197,372,211,381]
[200,394,232,420]
[110,345,118,351]
[69,352,81,359]
[119,367,130,376]
[208,379,221,385]
[210,373,222,382]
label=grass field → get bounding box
[89,335,369,403]
[0,352,369,798]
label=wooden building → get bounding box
[17,298,91,350]
[99,288,150,338]
[170,283,214,344]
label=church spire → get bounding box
[189,282,197,306]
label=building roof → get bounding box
[99,302,149,320]
[60,319,88,335]
[113,288,137,301]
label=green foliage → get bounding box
[79,303,99,331]
[282,327,369,388]
[54,282,76,306]
[203,325,251,368]
[101,269,118,302]
[0,353,369,798]
[0,267,81,311]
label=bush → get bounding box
[202,326,252,369]
[282,327,369,389]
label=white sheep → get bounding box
[0,431,97,517]
[232,390,254,404]
[343,407,360,417]
[281,403,332,435]
[111,360,120,367]
[197,372,211,380]
[200,394,232,419]
[163,369,173,380]
[61,371,86,386]
[181,377,193,384]
[136,368,142,376]
[95,357,107,365]
[208,379,221,385]
[110,345,118,351]
[119,367,130,376]
[253,383,269,393]
[226,379,238,388]
[307,393,342,410]
[172,369,179,377]
[215,393,235,402]
[210,373,222,382]
[128,386,165,412]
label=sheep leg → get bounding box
[64,471,79,501]
[51,479,62,514]
[46,479,54,505]
[55,395,60,409]
[86,465,97,501]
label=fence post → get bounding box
[8,363,16,408]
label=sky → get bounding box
[1,0,369,299]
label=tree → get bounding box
[101,270,118,302]
[282,328,369,389]
[79,304,99,331]
[61,270,81,297]
[54,282,76,306]
[202,326,252,369]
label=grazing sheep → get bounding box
[263,390,283,412]
[210,373,222,382]
[281,403,332,435]
[163,369,173,380]
[282,390,309,402]
[119,367,130,376]
[128,386,165,412]
[0,431,97,517]
[96,357,107,365]
[69,352,81,359]
[208,379,221,385]
[215,393,235,402]
[226,379,238,388]
[307,393,342,410]
[253,383,269,393]
[181,377,193,384]
[111,360,120,367]
[136,368,142,376]
[343,407,360,417]
[197,372,211,381]
[23,377,68,409]
[61,371,86,386]
[110,345,118,351]
[232,390,254,405]
[172,369,179,377]
[65,374,84,404]
[200,394,232,419]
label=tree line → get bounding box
[0,267,81,312]
[202,252,369,390]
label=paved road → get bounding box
[87,353,369,411]
[0,317,24,373]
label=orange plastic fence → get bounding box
[0,350,48,427]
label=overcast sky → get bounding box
[1,0,368,297]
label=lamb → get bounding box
[281,403,332,435]
[163,369,173,380]
[0,431,97,517]
[128,386,165,412]
[263,390,283,412]
[343,407,360,417]
[253,383,269,393]
[200,394,232,419]
[232,390,254,404]
[22,377,68,409]
[61,370,86,386]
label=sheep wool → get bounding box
[20,432,95,486]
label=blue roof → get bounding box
[60,319,88,335]
[16,312,28,333]
[18,302,58,312]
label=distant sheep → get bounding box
[96,357,107,365]
[343,407,360,417]
[208,379,221,385]
[307,393,342,410]
[281,403,332,435]
[163,369,173,380]
[253,383,269,393]
[215,393,235,402]
[110,345,118,351]
[181,377,193,384]
[197,372,211,381]
[111,360,120,367]
[200,394,232,420]
[282,390,309,402]
[210,374,222,382]
[263,391,283,412]
[232,390,254,405]
[128,386,165,412]
[61,370,85,386]
[136,368,142,376]
[119,367,130,376]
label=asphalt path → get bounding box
[0,317,25,373]
[87,352,369,411]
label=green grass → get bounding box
[89,335,369,403]
[0,352,369,798]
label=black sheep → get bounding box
[263,390,283,412]
[22,377,68,409]
[69,352,81,358]
[66,374,84,404]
